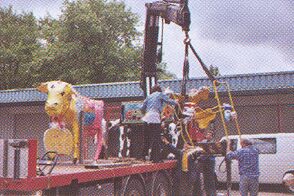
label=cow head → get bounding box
[188,86,210,104]
[37,81,76,116]
[168,122,179,147]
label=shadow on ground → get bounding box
[217,183,289,193]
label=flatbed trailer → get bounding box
[0,139,177,196]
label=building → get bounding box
[0,71,293,155]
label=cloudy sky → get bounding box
[1,0,293,78]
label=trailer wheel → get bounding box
[124,178,145,196]
[151,172,171,196]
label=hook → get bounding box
[183,31,190,44]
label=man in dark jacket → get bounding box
[162,137,203,196]
[199,131,217,196]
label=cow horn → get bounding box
[37,82,48,93]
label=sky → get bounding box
[1,0,293,78]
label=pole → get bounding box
[226,158,232,196]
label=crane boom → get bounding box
[141,0,190,97]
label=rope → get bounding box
[218,157,227,173]
[213,81,230,141]
[222,82,242,141]
[168,94,194,146]
[213,81,242,141]
[172,106,194,146]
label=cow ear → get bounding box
[64,84,73,95]
[37,82,48,93]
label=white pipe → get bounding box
[146,77,150,96]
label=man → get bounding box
[162,137,202,196]
[141,85,177,162]
[199,131,217,196]
[226,139,260,196]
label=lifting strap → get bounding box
[186,39,216,83]
[181,32,190,96]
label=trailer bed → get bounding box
[0,159,176,192]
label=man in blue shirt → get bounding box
[141,85,177,162]
[226,139,260,196]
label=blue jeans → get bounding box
[240,175,259,196]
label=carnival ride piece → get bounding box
[188,86,210,104]
[43,127,73,157]
[37,81,106,163]
[193,107,217,130]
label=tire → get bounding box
[124,178,145,196]
[283,172,294,193]
[151,172,171,196]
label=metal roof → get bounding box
[0,71,293,104]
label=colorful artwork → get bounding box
[44,128,73,156]
[121,102,144,124]
[37,81,106,162]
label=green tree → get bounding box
[35,0,143,85]
[0,1,176,90]
[0,7,40,90]
[157,62,177,80]
[209,65,220,76]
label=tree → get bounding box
[0,7,40,90]
[0,1,176,90]
[35,0,144,85]
[157,62,177,80]
[209,65,220,77]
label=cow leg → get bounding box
[72,120,80,164]
[94,129,103,160]
[125,128,131,157]
[101,119,108,159]
[118,126,124,158]
[83,133,88,160]
[126,136,131,157]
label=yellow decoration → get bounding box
[171,93,185,103]
[44,128,73,156]
[182,151,189,172]
[188,87,210,105]
[194,108,217,129]
[162,104,175,120]
[181,147,201,172]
